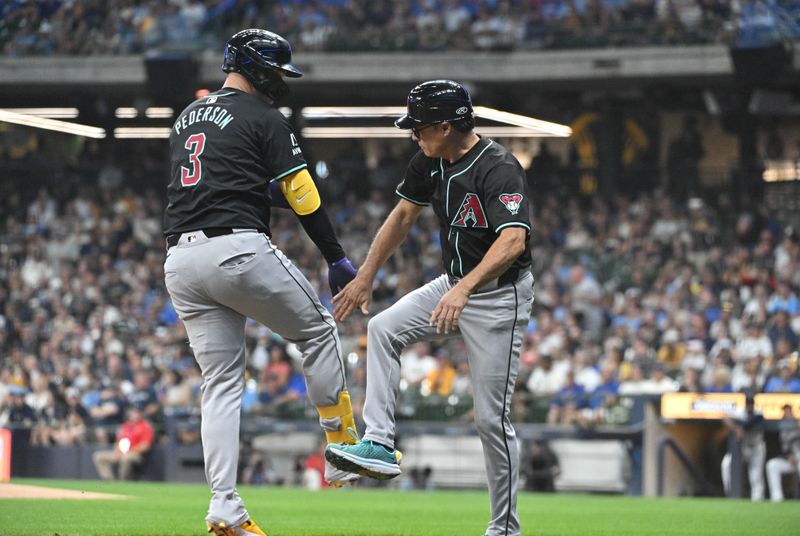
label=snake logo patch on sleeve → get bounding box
[499,193,523,215]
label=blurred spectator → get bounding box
[679,366,704,393]
[646,363,680,393]
[623,337,656,370]
[92,404,154,481]
[28,375,56,445]
[89,385,127,444]
[400,342,438,388]
[710,301,743,341]
[255,345,307,412]
[452,359,473,397]
[302,441,329,490]
[732,357,766,393]
[568,266,604,342]
[618,364,648,395]
[159,368,192,417]
[257,346,292,405]
[736,321,774,363]
[547,370,586,424]
[706,366,733,393]
[764,359,800,393]
[50,388,90,446]
[0,387,37,427]
[527,354,567,396]
[574,348,602,392]
[682,339,708,372]
[423,351,457,397]
[588,365,620,408]
[129,369,160,422]
[657,329,686,371]
[768,310,799,349]
[443,0,472,33]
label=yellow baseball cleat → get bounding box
[207,518,267,536]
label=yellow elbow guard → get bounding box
[280,168,321,216]
[317,390,357,445]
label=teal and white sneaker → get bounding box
[325,440,402,480]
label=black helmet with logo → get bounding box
[395,80,474,130]
[394,80,472,129]
[222,29,302,101]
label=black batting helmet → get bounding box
[395,80,474,130]
[222,29,302,101]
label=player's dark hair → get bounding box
[449,117,474,133]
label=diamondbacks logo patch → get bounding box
[499,193,523,215]
[451,193,488,228]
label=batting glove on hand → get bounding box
[328,256,357,295]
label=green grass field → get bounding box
[1,479,798,536]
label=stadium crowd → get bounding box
[0,136,799,448]
[2,0,793,56]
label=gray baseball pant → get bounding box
[766,454,800,501]
[362,272,534,536]
[164,229,346,526]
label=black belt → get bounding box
[448,267,522,292]
[166,227,235,249]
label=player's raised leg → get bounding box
[206,233,358,478]
[326,275,453,479]
[458,274,533,536]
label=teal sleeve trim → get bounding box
[495,222,531,233]
[271,163,308,182]
[395,190,430,206]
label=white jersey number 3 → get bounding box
[181,132,206,187]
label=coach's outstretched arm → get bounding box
[332,199,424,321]
[273,169,357,294]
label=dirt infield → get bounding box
[0,483,128,500]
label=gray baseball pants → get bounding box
[766,453,800,501]
[362,272,534,536]
[164,229,346,526]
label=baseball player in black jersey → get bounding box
[163,29,359,536]
[326,80,534,536]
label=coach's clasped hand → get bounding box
[328,256,358,295]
